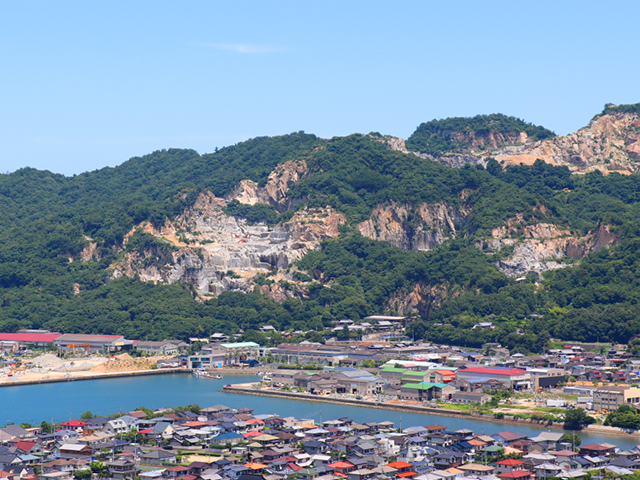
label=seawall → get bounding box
[220,385,640,438]
[0,368,190,387]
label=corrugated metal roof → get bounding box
[55,334,123,343]
[460,367,527,376]
[0,333,61,342]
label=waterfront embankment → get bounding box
[0,350,273,389]
[0,366,271,388]
[0,367,190,387]
[220,383,640,439]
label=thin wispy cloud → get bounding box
[202,43,283,54]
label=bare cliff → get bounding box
[112,191,345,297]
[357,201,469,251]
[356,199,620,281]
[388,106,640,173]
[481,221,619,278]
[494,109,640,173]
[228,159,308,209]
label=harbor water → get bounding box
[2,372,638,449]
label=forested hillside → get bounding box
[2,105,640,352]
[406,114,556,157]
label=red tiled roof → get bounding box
[328,462,354,469]
[387,462,413,469]
[181,421,208,427]
[60,420,89,427]
[580,444,610,451]
[14,441,37,452]
[468,440,487,446]
[460,367,527,376]
[553,450,577,456]
[424,425,447,431]
[244,463,268,470]
[288,463,303,472]
[165,466,189,472]
[497,471,532,479]
[495,459,524,466]
[397,472,417,478]
[495,431,526,441]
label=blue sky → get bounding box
[1,1,638,176]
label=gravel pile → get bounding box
[32,354,65,369]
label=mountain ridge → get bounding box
[1,103,640,351]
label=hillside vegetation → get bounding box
[2,107,640,352]
[406,113,556,157]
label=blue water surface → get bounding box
[2,373,637,449]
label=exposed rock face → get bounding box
[445,129,527,153]
[437,155,488,169]
[387,110,640,173]
[482,222,619,277]
[259,282,308,302]
[112,191,344,296]
[357,201,469,251]
[493,111,640,173]
[80,241,99,262]
[382,136,411,154]
[388,282,454,317]
[228,159,308,209]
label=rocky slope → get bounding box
[112,191,345,297]
[482,221,619,278]
[391,105,640,173]
[493,109,640,174]
[228,159,308,209]
[110,105,636,305]
[355,199,620,279]
[357,201,469,251]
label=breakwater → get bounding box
[0,367,190,387]
[220,384,640,439]
[220,384,559,423]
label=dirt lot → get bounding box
[0,352,174,386]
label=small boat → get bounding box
[193,369,222,379]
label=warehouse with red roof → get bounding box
[457,366,531,390]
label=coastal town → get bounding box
[4,320,640,480]
[2,319,639,420]
[0,401,639,480]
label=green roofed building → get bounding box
[401,370,431,384]
[380,367,408,383]
[400,382,455,402]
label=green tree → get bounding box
[40,421,54,433]
[559,433,581,447]
[90,461,109,476]
[564,408,595,430]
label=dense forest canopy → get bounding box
[2,110,640,352]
